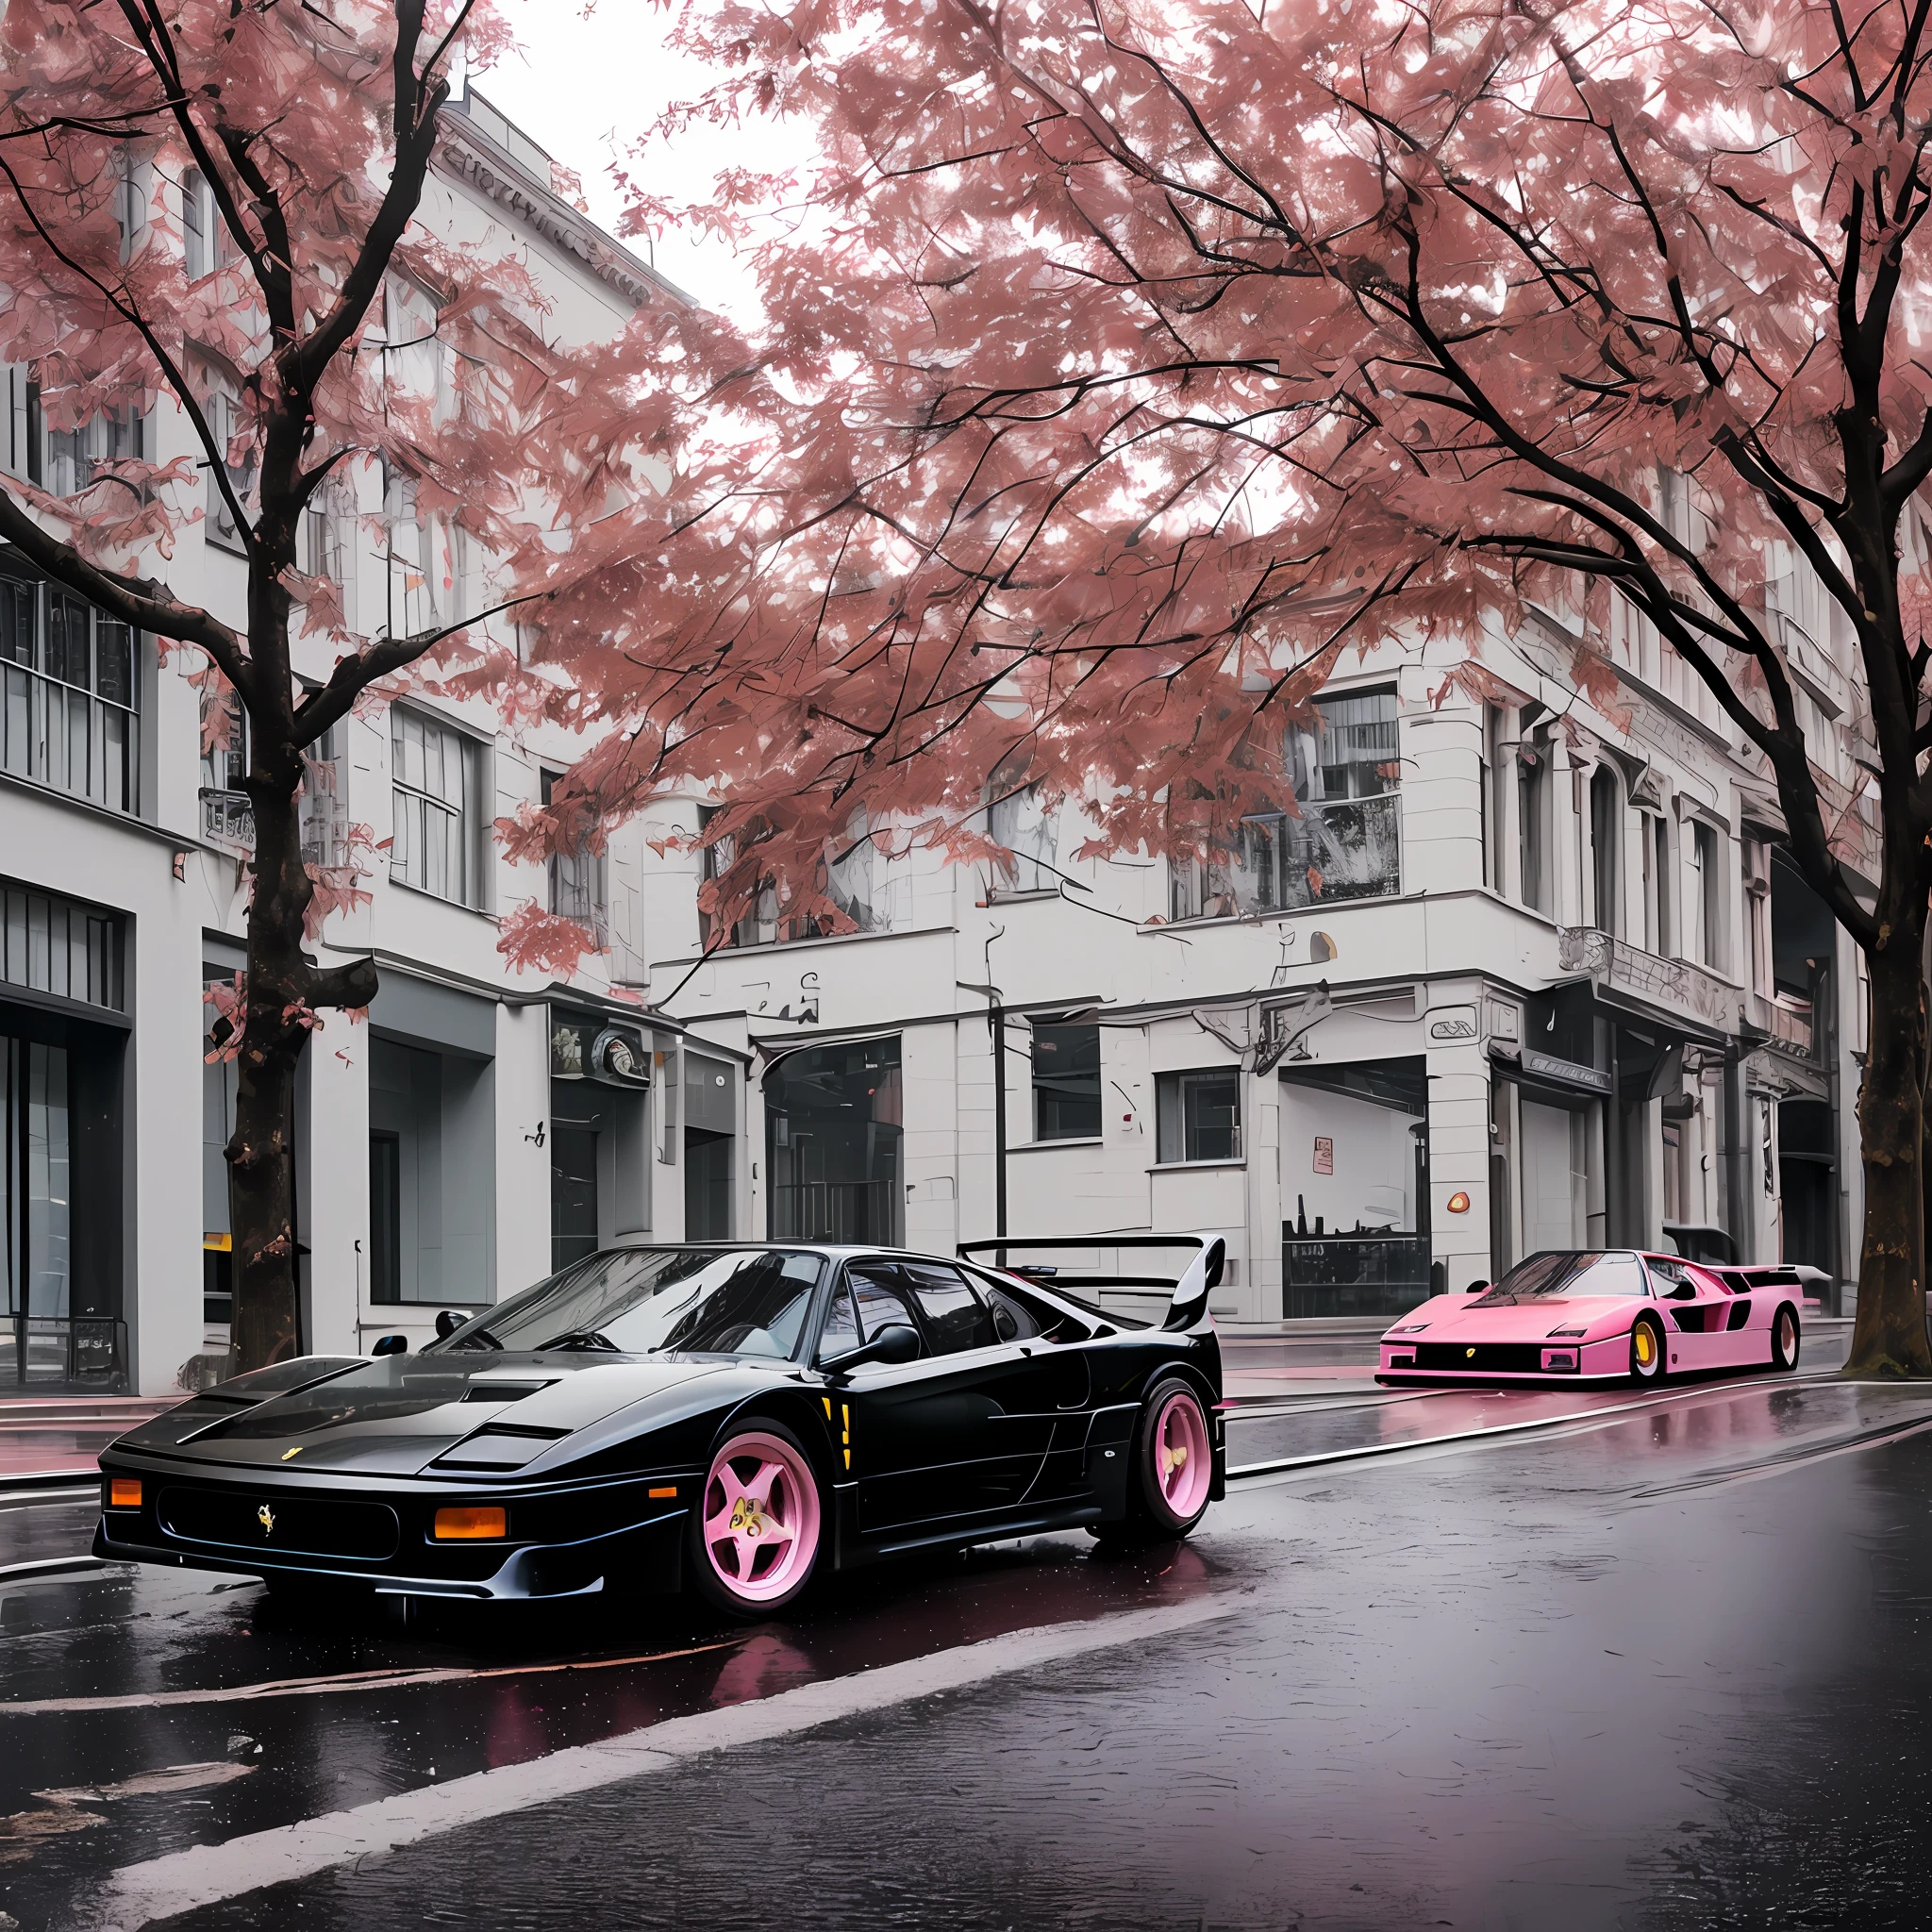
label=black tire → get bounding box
[687,1418,825,1620]
[1094,1376,1215,1545]
[1771,1303,1801,1373]
[1630,1313,1667,1385]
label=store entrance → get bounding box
[2,1019,125,1387]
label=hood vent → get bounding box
[431,1422,570,1473]
[459,1382,552,1404]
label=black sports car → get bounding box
[95,1237,1225,1616]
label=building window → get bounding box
[42,408,145,502]
[988,782,1057,894]
[0,572,140,815]
[1589,766,1621,935]
[698,805,896,948]
[1641,814,1671,956]
[181,166,236,281]
[1032,1022,1101,1141]
[1685,821,1723,969]
[1156,1068,1242,1164]
[391,708,480,907]
[0,882,124,1011]
[1170,689,1400,920]
[202,379,256,552]
[1481,704,1504,891]
[1518,725,1550,913]
[542,771,606,941]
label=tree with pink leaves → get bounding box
[525,0,1932,1374]
[0,2,719,1370]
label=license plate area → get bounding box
[157,1486,400,1560]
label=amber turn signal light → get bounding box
[108,1477,142,1508]
[1445,1191,1472,1214]
[433,1506,507,1541]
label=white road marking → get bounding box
[77,1593,1237,1931]
[0,1638,749,1717]
[1226,1372,1859,1480]
[1632,1412,1932,1498]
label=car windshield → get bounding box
[1474,1252,1649,1303]
[430,1248,826,1358]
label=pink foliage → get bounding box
[513,0,1932,941]
[496,901,609,979]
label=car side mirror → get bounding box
[435,1310,465,1341]
[371,1334,408,1356]
[822,1322,921,1376]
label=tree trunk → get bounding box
[225,741,315,1376]
[1845,928,1932,1376]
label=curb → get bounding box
[0,1555,108,1583]
[0,1468,99,1499]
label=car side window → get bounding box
[848,1266,924,1354]
[898,1261,996,1355]
[981,1282,1044,1342]
[815,1283,860,1363]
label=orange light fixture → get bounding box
[1446,1191,1472,1214]
[433,1506,508,1541]
[108,1477,142,1508]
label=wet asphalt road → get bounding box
[8,1342,1932,1930]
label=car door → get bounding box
[1647,1257,1728,1370]
[837,1259,1055,1537]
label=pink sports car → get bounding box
[1375,1249,1804,1386]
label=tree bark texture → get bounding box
[1847,929,1932,1375]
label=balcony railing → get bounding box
[200,771,351,868]
[1752,992,1816,1059]
[201,787,254,854]
[1557,926,1740,1030]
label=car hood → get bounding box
[1382,1297,1637,1345]
[108,1351,738,1477]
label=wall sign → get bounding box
[1313,1136,1334,1174]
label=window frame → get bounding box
[1155,1066,1244,1166]
[541,768,607,939]
[1030,1019,1103,1143]
[0,567,142,816]
[389,705,484,909]
[1169,685,1402,923]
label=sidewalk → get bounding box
[0,1396,174,1487]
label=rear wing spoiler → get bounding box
[958,1234,1226,1332]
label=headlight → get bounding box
[1547,1325,1588,1338]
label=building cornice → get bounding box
[435,118,694,312]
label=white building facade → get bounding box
[658,605,1870,1328]
[0,91,750,1396]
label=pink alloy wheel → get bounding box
[701,1431,821,1606]
[1154,1389,1211,1520]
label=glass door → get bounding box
[4,1038,71,1382]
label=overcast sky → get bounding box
[484,1,807,319]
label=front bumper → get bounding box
[92,1457,694,1601]
[1375,1332,1629,1385]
